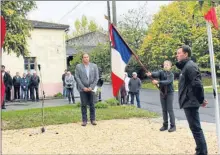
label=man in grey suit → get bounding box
[75,53,99,126]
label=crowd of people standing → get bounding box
[1,65,40,109]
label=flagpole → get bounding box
[110,24,163,95]
[206,21,220,153]
[106,1,121,103]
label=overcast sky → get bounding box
[27,1,171,32]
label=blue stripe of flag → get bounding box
[112,28,132,64]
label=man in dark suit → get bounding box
[13,72,21,101]
[1,65,12,109]
[30,71,40,102]
[176,45,208,155]
[75,53,99,126]
[26,71,32,100]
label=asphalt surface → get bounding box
[3,84,219,123]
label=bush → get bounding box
[102,73,111,82]
[75,102,81,108]
[95,102,108,109]
[142,80,179,90]
[54,92,63,98]
[105,98,119,106]
[202,77,212,86]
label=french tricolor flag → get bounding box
[109,24,132,97]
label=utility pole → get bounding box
[111,0,121,104]
[112,0,117,26]
[107,1,111,51]
[107,1,120,104]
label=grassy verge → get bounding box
[2,104,158,130]
[142,78,220,91]
[204,87,220,93]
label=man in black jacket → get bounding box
[62,69,67,98]
[30,72,40,102]
[1,65,12,109]
[13,72,21,101]
[176,45,208,155]
[26,71,32,100]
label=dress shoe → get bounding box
[81,122,87,126]
[168,126,176,132]
[91,121,97,125]
[160,126,168,131]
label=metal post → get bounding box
[206,21,220,153]
[112,0,117,26]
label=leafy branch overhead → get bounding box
[66,15,104,39]
[1,1,37,57]
[139,1,220,68]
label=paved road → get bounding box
[101,84,218,123]
[3,84,219,123]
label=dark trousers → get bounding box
[121,96,126,104]
[67,88,75,103]
[184,107,207,155]
[31,86,39,101]
[14,86,20,100]
[2,92,6,108]
[126,94,129,104]
[80,91,95,122]
[160,93,175,127]
[6,87,11,101]
[130,92,140,108]
[27,86,31,100]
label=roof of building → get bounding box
[66,31,107,42]
[66,45,96,56]
[29,20,69,30]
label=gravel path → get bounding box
[2,118,218,154]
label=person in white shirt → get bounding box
[124,72,130,104]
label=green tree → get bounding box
[117,3,151,78]
[117,2,150,52]
[139,1,220,69]
[90,43,110,75]
[68,15,101,38]
[69,43,110,76]
[1,1,37,56]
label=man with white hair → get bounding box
[128,72,141,108]
[124,72,130,104]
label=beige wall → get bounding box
[2,28,67,96]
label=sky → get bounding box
[27,1,171,32]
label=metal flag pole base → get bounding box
[38,64,46,133]
[36,64,58,135]
[206,21,220,153]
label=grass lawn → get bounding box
[142,77,220,93]
[142,82,220,93]
[2,104,158,130]
[204,87,220,93]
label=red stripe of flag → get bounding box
[204,7,218,30]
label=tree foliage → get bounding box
[68,15,102,39]
[69,43,110,75]
[1,1,37,56]
[90,43,110,74]
[139,1,220,68]
[117,2,150,52]
[116,3,152,78]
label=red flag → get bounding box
[204,7,218,30]
[1,16,6,106]
[1,16,6,47]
